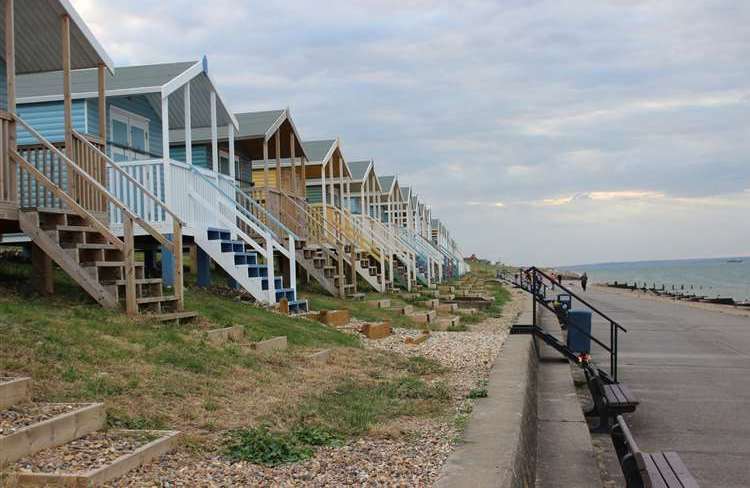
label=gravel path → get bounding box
[114,286,525,487]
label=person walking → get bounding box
[581,272,588,292]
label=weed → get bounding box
[402,356,447,376]
[467,387,488,399]
[107,411,167,430]
[223,426,313,466]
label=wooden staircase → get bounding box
[19,208,193,320]
[9,117,192,321]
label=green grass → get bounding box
[296,376,450,437]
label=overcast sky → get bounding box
[72,0,749,266]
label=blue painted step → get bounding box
[288,299,309,313]
[207,227,231,241]
[275,288,296,302]
[261,276,284,291]
[234,252,258,266]
[220,240,245,253]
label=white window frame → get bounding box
[110,106,151,161]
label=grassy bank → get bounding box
[0,257,452,465]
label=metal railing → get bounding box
[515,266,627,382]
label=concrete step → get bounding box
[0,377,32,410]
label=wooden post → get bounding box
[275,131,281,192]
[327,158,334,210]
[161,95,171,207]
[337,243,345,297]
[263,140,269,208]
[338,153,344,210]
[31,243,54,295]
[5,0,17,202]
[290,132,296,196]
[97,64,107,211]
[350,240,357,294]
[61,14,75,203]
[301,156,306,198]
[321,161,327,227]
[184,82,192,165]
[173,219,184,310]
[210,90,218,172]
[124,217,137,315]
[228,124,235,178]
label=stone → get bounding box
[410,310,437,324]
[307,349,331,364]
[317,309,351,327]
[405,332,429,345]
[366,299,391,309]
[360,322,391,339]
[251,336,288,353]
[204,326,244,345]
[437,303,459,313]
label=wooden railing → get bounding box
[9,116,184,314]
[0,112,17,206]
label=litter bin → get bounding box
[557,294,572,312]
[566,310,592,354]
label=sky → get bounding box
[70,0,750,266]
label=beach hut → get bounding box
[17,60,308,312]
[0,1,200,318]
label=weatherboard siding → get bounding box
[17,101,87,144]
[0,60,7,111]
[171,144,211,169]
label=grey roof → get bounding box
[400,186,411,200]
[171,110,286,144]
[348,160,371,181]
[378,176,395,193]
[18,60,234,130]
[0,0,113,75]
[18,61,197,99]
[302,140,336,163]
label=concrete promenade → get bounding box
[579,285,750,487]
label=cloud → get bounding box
[68,0,750,264]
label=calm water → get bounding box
[560,257,750,301]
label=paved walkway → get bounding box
[576,285,750,487]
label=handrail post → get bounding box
[288,233,296,294]
[173,219,184,311]
[611,321,618,382]
[124,216,137,315]
[265,232,276,305]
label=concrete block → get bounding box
[0,377,32,410]
[317,309,351,327]
[410,310,437,324]
[405,332,429,345]
[425,299,440,309]
[203,326,244,345]
[360,322,391,339]
[422,289,440,297]
[251,336,288,353]
[391,305,413,315]
[438,303,459,313]
[439,294,456,301]
[307,349,331,365]
[366,299,391,309]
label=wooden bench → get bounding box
[584,367,639,432]
[611,415,699,488]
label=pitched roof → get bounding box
[302,140,336,164]
[18,61,197,99]
[378,176,395,193]
[348,160,371,181]
[3,0,114,75]
[400,186,411,200]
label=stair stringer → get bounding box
[295,248,340,297]
[347,250,384,292]
[18,211,119,309]
[193,227,268,304]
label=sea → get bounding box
[559,257,750,302]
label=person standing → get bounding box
[581,272,588,292]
